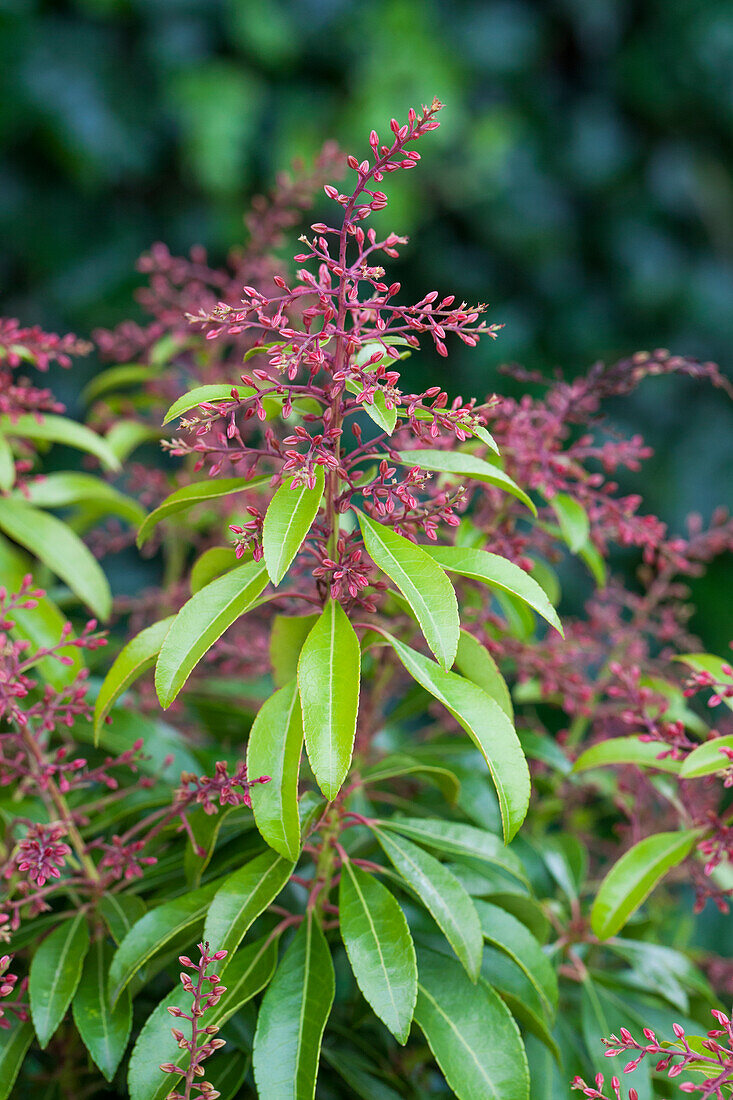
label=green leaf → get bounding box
[99,894,147,946]
[384,634,530,842]
[72,939,132,1081]
[247,681,304,860]
[19,471,145,526]
[345,380,397,434]
[105,420,163,461]
[362,753,461,803]
[190,546,238,593]
[83,363,158,403]
[203,850,294,962]
[0,431,14,491]
[358,511,459,669]
[0,1019,34,1100]
[396,449,536,513]
[679,735,733,778]
[263,468,325,585]
[270,613,319,687]
[482,946,560,1062]
[155,560,269,707]
[0,413,120,470]
[137,475,268,547]
[109,880,220,1005]
[674,653,733,712]
[322,1048,404,1100]
[455,629,513,717]
[29,913,90,1047]
[374,827,483,981]
[0,498,112,619]
[414,947,529,1100]
[474,900,558,1015]
[298,599,360,801]
[128,934,277,1100]
[591,830,699,939]
[550,493,590,553]
[573,736,682,774]
[94,617,174,742]
[162,382,256,425]
[253,912,335,1100]
[426,545,563,636]
[378,818,527,884]
[339,858,417,1043]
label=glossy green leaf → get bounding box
[263,468,325,585]
[384,634,530,842]
[0,1019,34,1100]
[374,827,483,980]
[362,754,461,803]
[19,471,145,526]
[155,560,269,707]
[0,498,112,619]
[573,736,682,774]
[358,511,459,668]
[0,413,120,470]
[109,879,220,1005]
[322,1048,404,1100]
[128,934,277,1100]
[550,493,590,552]
[203,849,294,962]
[29,913,90,1047]
[72,939,132,1081]
[99,894,147,946]
[270,613,319,687]
[474,900,558,1014]
[0,431,14,491]
[162,382,256,425]
[679,735,733,778]
[426,545,563,636]
[455,628,513,717]
[339,858,417,1043]
[482,946,560,1062]
[137,475,267,547]
[298,599,360,801]
[396,449,536,513]
[94,616,174,742]
[378,818,527,884]
[247,681,304,860]
[252,912,335,1100]
[415,947,529,1100]
[190,546,238,593]
[675,653,733,712]
[591,830,699,939]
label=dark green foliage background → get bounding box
[1,0,731,640]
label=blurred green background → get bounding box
[1,0,731,639]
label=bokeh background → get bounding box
[1,0,731,642]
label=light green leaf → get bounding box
[384,634,530,843]
[247,681,304,860]
[105,420,163,461]
[29,913,90,1047]
[0,498,111,619]
[270,613,319,687]
[252,912,335,1100]
[573,736,682,774]
[128,934,277,1100]
[162,382,256,425]
[358,511,459,669]
[455,629,513,717]
[482,946,560,1062]
[263,468,325,585]
[155,560,269,707]
[414,947,529,1100]
[83,363,158,403]
[674,653,733,712]
[0,413,120,471]
[591,830,699,939]
[345,381,397,434]
[474,900,558,1015]
[0,431,14,491]
[298,599,360,801]
[190,546,238,593]
[378,818,527,884]
[203,850,294,962]
[374,827,483,981]
[426,545,563,636]
[679,735,733,778]
[109,880,220,1005]
[19,471,145,526]
[0,1018,34,1100]
[550,493,590,553]
[137,475,268,547]
[396,449,535,513]
[73,939,132,1081]
[339,858,417,1043]
[94,617,174,742]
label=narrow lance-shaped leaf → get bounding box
[162,382,256,425]
[591,829,699,939]
[426,545,563,636]
[339,857,417,1044]
[396,448,536,513]
[384,633,530,842]
[674,653,733,713]
[72,939,132,1081]
[679,735,733,778]
[573,736,683,774]
[137,475,268,547]
[454,628,513,717]
[0,413,120,470]
[155,560,269,707]
[190,546,237,593]
[474,900,558,1015]
[263,467,325,585]
[0,430,14,491]
[270,613,319,687]
[0,499,112,620]
[29,913,90,1048]
[358,510,459,669]
[298,599,360,801]
[247,681,304,860]
[18,471,145,526]
[203,850,295,963]
[0,1019,34,1100]
[377,817,527,884]
[550,492,590,553]
[94,616,174,742]
[252,912,335,1100]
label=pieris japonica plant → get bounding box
[0,99,731,1100]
